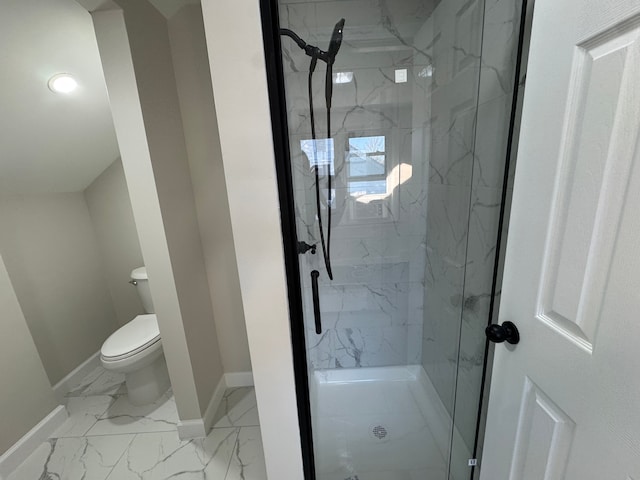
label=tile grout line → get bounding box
[53,429,178,439]
[103,433,138,480]
[222,428,242,480]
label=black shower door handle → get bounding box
[311,270,322,334]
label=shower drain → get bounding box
[370,424,389,441]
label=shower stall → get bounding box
[261,0,525,478]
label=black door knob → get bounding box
[485,321,520,345]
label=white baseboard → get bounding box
[52,351,101,402]
[176,418,206,439]
[176,371,253,440]
[224,371,253,387]
[177,373,227,440]
[203,375,228,430]
[0,406,68,479]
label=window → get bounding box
[300,138,334,175]
[347,135,387,197]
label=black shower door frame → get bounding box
[259,1,317,478]
[257,0,529,478]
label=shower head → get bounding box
[280,19,346,113]
[280,19,345,65]
[324,18,345,110]
[279,19,345,280]
[327,18,345,65]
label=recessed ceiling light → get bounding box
[48,73,78,94]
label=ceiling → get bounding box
[0,0,123,194]
[0,0,425,194]
[0,0,198,195]
[148,0,199,19]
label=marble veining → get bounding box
[212,387,261,428]
[8,435,135,480]
[280,0,488,382]
[106,429,240,479]
[51,394,118,438]
[8,367,267,480]
[226,427,267,480]
[86,390,179,436]
[65,368,126,397]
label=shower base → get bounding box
[311,365,463,480]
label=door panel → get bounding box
[509,378,575,480]
[481,0,640,478]
[538,19,640,353]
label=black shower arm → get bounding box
[280,28,332,64]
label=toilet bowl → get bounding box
[100,268,170,405]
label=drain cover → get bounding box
[371,424,388,440]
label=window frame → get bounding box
[345,132,389,196]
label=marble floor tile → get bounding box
[8,385,269,480]
[105,428,239,479]
[226,426,267,480]
[51,395,117,438]
[86,390,178,435]
[65,366,103,394]
[8,434,134,480]
[212,387,260,428]
[66,366,126,397]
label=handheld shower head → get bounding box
[279,18,345,281]
[324,18,345,110]
[279,18,345,65]
[327,18,345,64]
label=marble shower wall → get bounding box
[416,0,487,423]
[278,0,522,459]
[279,0,436,370]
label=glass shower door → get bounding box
[271,0,523,478]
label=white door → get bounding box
[480,0,640,478]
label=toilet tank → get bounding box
[130,267,154,314]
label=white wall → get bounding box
[168,4,251,374]
[0,193,119,385]
[91,1,224,423]
[202,1,305,478]
[0,254,59,456]
[85,158,145,326]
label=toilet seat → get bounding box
[101,314,160,360]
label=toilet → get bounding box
[100,267,170,405]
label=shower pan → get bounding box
[261,0,526,478]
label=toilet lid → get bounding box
[101,314,161,359]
